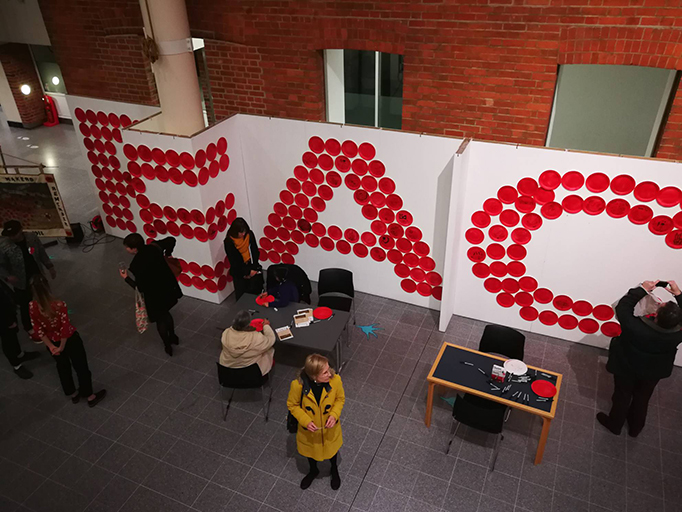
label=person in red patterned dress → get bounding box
[29,274,106,407]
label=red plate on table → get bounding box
[255,294,275,306]
[250,319,265,331]
[531,380,557,398]
[313,306,333,320]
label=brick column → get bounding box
[0,43,47,128]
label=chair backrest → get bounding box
[266,264,312,304]
[216,362,266,389]
[318,268,354,298]
[478,324,525,361]
[453,394,505,434]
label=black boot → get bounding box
[330,455,341,490]
[300,459,319,490]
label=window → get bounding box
[30,45,66,94]
[325,49,403,129]
[546,65,677,157]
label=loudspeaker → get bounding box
[66,223,84,245]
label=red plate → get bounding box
[534,188,555,206]
[583,196,606,215]
[483,198,503,216]
[572,300,593,316]
[531,380,557,398]
[359,142,376,160]
[379,178,396,194]
[370,192,386,208]
[472,263,490,278]
[401,279,417,293]
[516,292,533,307]
[324,139,341,156]
[611,175,636,195]
[585,173,610,193]
[472,211,491,228]
[649,215,673,235]
[508,261,526,277]
[352,159,368,176]
[657,186,682,207]
[361,176,377,192]
[500,210,520,227]
[507,244,527,260]
[553,295,573,310]
[496,293,515,308]
[396,210,413,226]
[467,247,486,262]
[371,247,386,261]
[368,160,385,177]
[520,306,538,321]
[538,170,561,191]
[628,205,653,225]
[489,225,508,242]
[497,186,518,204]
[255,294,275,306]
[519,276,538,292]
[312,306,334,320]
[490,262,506,277]
[606,199,630,219]
[517,178,538,196]
[302,152,318,168]
[515,196,536,213]
[540,202,562,220]
[389,250,404,264]
[341,140,358,158]
[560,195,582,214]
[486,243,505,260]
[633,181,659,202]
[562,171,584,191]
[558,314,578,330]
[354,244,369,258]
[484,278,502,293]
[593,305,614,321]
[601,322,622,337]
[511,228,531,245]
[309,136,325,153]
[539,311,558,326]
[502,278,519,293]
[465,228,485,245]
[579,318,599,334]
[386,194,403,211]
[521,213,542,231]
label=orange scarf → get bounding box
[232,234,251,262]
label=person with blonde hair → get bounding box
[287,354,345,490]
[29,274,106,407]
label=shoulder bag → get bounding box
[287,384,305,433]
[135,290,149,333]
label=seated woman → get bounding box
[261,266,299,308]
[220,310,276,380]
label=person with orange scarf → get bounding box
[223,217,263,299]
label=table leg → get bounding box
[534,417,552,465]
[424,382,435,427]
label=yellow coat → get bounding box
[287,374,345,461]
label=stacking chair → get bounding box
[216,363,272,421]
[317,268,355,324]
[266,263,313,304]
[478,324,525,360]
[446,393,506,471]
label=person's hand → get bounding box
[6,276,18,285]
[8,322,16,329]
[263,319,270,326]
[249,270,258,277]
[49,267,57,280]
[641,280,657,292]
[306,422,318,432]
[119,269,128,279]
[669,280,681,296]
[49,345,61,356]
[325,416,337,428]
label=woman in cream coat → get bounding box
[287,354,345,490]
[220,310,275,379]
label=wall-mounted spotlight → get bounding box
[20,84,31,95]
[51,76,60,85]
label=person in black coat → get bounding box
[119,234,183,356]
[598,280,682,437]
[223,217,263,300]
[0,280,38,378]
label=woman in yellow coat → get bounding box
[287,354,345,490]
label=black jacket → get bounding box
[606,286,682,380]
[126,237,182,322]
[0,280,17,332]
[224,230,261,279]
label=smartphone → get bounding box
[656,281,669,288]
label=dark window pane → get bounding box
[31,45,67,94]
[378,53,403,129]
[344,50,375,127]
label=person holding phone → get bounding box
[287,354,345,490]
[223,218,262,300]
[598,280,682,437]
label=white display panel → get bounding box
[445,140,682,362]
[237,115,461,307]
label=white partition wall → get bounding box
[442,140,682,361]
[237,116,461,307]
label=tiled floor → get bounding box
[2,114,682,512]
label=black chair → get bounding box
[216,363,272,421]
[317,268,355,324]
[446,393,506,471]
[478,324,525,360]
[266,264,312,304]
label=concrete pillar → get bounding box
[0,43,46,128]
[139,0,204,136]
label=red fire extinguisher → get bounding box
[43,95,59,127]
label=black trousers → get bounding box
[233,272,264,301]
[14,287,32,333]
[0,325,22,367]
[607,374,660,435]
[155,310,177,348]
[51,332,93,397]
[308,454,339,471]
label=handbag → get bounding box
[287,384,305,433]
[135,290,149,334]
[165,256,182,278]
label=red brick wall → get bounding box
[38,0,158,106]
[0,43,46,127]
[38,0,682,159]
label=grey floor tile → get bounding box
[442,482,481,512]
[515,481,553,512]
[264,478,302,511]
[191,482,234,512]
[119,486,190,512]
[589,477,626,512]
[118,451,158,483]
[409,471,448,508]
[93,474,139,510]
[143,461,208,505]
[24,479,90,512]
[163,438,225,480]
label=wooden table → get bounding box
[424,342,562,465]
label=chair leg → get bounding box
[446,420,460,455]
[490,433,504,471]
[352,300,356,325]
[261,380,273,422]
[504,407,511,423]
[222,388,235,421]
